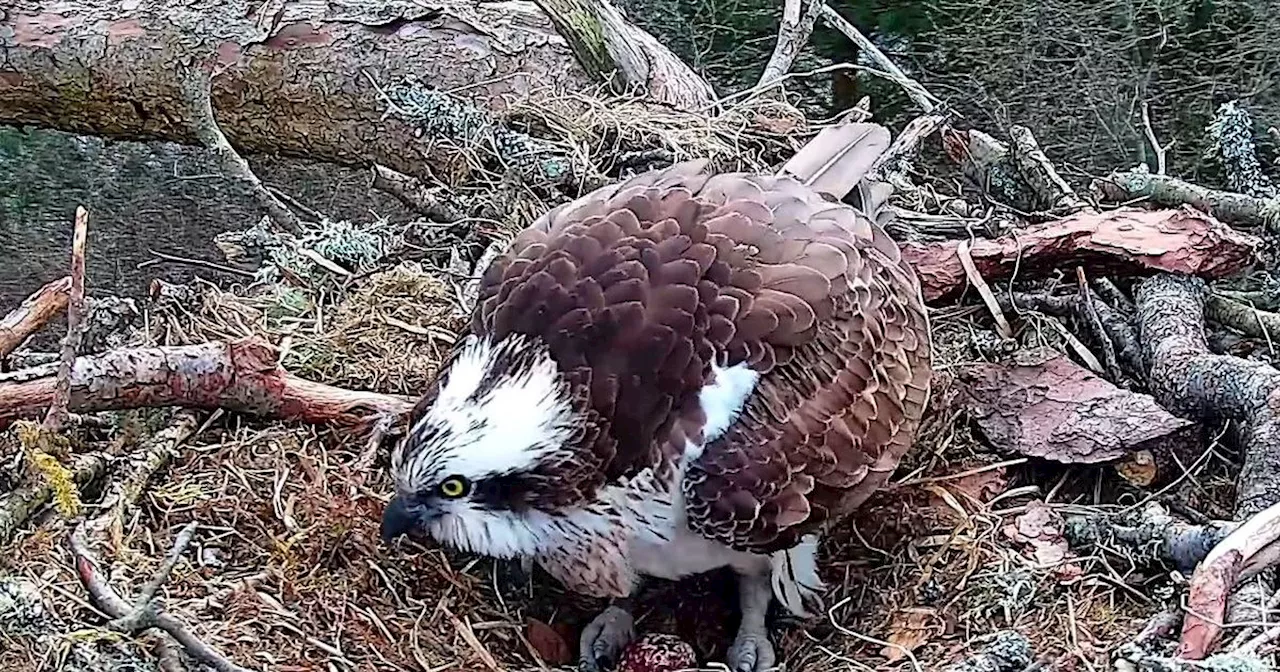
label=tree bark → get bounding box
[1136,273,1280,657]
[903,206,1258,302]
[957,347,1195,464]
[532,0,715,110]
[0,276,70,358]
[1,0,592,178]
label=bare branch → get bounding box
[177,66,302,233]
[0,276,70,359]
[0,339,413,430]
[370,164,466,223]
[1094,166,1280,232]
[817,3,938,113]
[70,522,256,672]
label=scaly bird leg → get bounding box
[727,570,777,672]
[578,596,636,672]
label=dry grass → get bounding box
[0,87,1244,672]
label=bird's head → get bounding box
[381,332,582,559]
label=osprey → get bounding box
[381,121,932,672]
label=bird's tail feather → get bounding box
[768,534,826,618]
[780,121,892,201]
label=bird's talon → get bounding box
[578,605,634,672]
[727,630,776,672]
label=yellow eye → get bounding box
[438,476,469,498]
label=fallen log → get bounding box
[0,339,413,430]
[0,276,70,358]
[0,0,591,179]
[904,206,1259,302]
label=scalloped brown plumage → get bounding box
[465,121,933,557]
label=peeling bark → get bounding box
[0,339,413,429]
[0,0,591,178]
[958,347,1195,464]
[903,207,1259,302]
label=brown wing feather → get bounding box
[468,130,929,526]
[682,173,932,554]
[471,160,730,495]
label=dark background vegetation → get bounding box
[4,0,1277,305]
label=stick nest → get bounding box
[1,84,1257,672]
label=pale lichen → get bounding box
[13,420,80,518]
[1206,101,1275,199]
[384,81,577,186]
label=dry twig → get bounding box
[1009,125,1089,213]
[43,206,88,433]
[370,164,466,223]
[1207,294,1280,342]
[70,521,256,672]
[0,451,106,545]
[817,4,937,113]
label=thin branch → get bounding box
[70,522,255,672]
[817,3,938,113]
[1140,101,1171,175]
[1207,294,1280,341]
[43,207,88,432]
[178,66,302,233]
[370,164,466,223]
[112,522,200,632]
[1075,267,1122,382]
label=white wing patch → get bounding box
[685,360,759,462]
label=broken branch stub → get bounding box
[903,206,1259,302]
[0,276,71,358]
[531,0,715,111]
[958,347,1196,464]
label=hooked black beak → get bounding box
[381,494,416,542]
